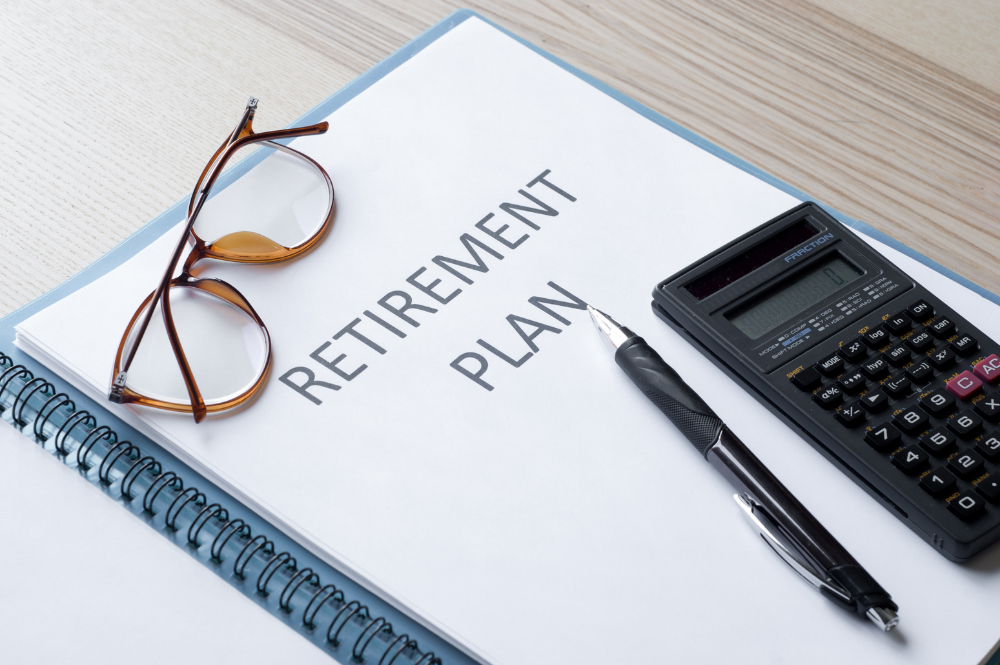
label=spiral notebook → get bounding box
[3,10,1000,665]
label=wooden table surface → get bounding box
[2,0,999,318]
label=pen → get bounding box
[588,306,900,631]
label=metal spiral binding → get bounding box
[381,635,416,665]
[34,392,74,440]
[257,550,293,594]
[0,364,31,410]
[165,487,204,531]
[305,584,344,628]
[189,503,227,546]
[0,351,442,665]
[12,377,53,426]
[121,456,160,501]
[328,600,365,645]
[280,567,319,612]
[54,410,96,456]
[355,617,390,661]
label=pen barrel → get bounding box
[707,430,855,573]
[708,430,897,616]
[614,336,724,456]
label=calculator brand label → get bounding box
[783,233,834,262]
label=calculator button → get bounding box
[949,492,985,521]
[974,395,1000,423]
[892,445,928,474]
[893,407,928,434]
[837,372,867,395]
[919,389,955,416]
[945,371,983,400]
[905,330,934,352]
[947,411,983,439]
[920,468,956,497]
[977,476,1000,503]
[866,422,901,451]
[790,367,822,391]
[883,374,912,399]
[863,328,891,349]
[840,337,868,363]
[813,384,843,409]
[860,390,889,413]
[882,344,911,367]
[815,353,845,378]
[860,358,889,380]
[919,428,956,456]
[905,360,934,385]
[949,450,985,478]
[976,433,1000,460]
[950,334,978,357]
[927,347,957,370]
[883,312,912,336]
[973,354,1000,384]
[928,317,956,339]
[836,403,866,427]
[906,300,934,322]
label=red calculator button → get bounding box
[974,354,1000,384]
[946,371,983,400]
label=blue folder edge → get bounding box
[2,8,998,665]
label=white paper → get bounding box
[16,17,1000,665]
[0,421,330,664]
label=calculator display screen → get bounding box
[727,254,863,339]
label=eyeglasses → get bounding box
[109,98,334,423]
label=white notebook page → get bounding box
[0,421,330,664]
[16,16,1000,665]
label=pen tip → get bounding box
[586,304,604,329]
[587,305,635,349]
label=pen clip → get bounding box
[734,494,852,605]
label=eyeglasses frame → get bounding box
[109,98,334,423]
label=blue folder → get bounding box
[2,9,998,665]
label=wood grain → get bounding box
[2,0,998,318]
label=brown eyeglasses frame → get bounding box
[110,98,334,423]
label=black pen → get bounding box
[588,306,900,631]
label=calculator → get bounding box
[653,202,1000,561]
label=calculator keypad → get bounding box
[920,468,956,496]
[884,344,911,366]
[929,317,956,338]
[974,397,1000,423]
[928,347,957,370]
[838,371,867,395]
[974,355,1000,384]
[919,389,955,416]
[906,330,934,352]
[883,312,912,335]
[860,390,889,413]
[947,411,983,439]
[950,492,985,521]
[945,371,982,400]
[906,300,934,322]
[840,337,868,362]
[863,328,890,348]
[860,358,890,380]
[951,334,978,357]
[789,297,1000,527]
[920,428,955,456]
[906,360,934,384]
